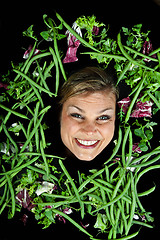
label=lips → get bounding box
[75,138,100,149]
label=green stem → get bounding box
[117,33,154,71]
[56,13,101,53]
[125,76,146,123]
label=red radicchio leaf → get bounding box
[117,96,153,118]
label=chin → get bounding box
[75,153,97,161]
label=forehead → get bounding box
[63,90,116,109]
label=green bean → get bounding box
[65,179,73,196]
[27,165,58,181]
[104,126,122,165]
[128,148,160,166]
[0,183,7,205]
[3,168,15,217]
[96,179,114,190]
[19,152,64,159]
[126,172,136,235]
[0,156,39,176]
[38,105,51,116]
[122,126,130,167]
[36,61,51,93]
[0,103,29,120]
[44,61,55,80]
[136,165,160,185]
[13,42,37,82]
[42,193,70,199]
[148,91,160,110]
[132,220,153,228]
[117,200,128,234]
[52,208,93,238]
[124,45,159,62]
[24,52,51,75]
[100,187,111,222]
[20,113,45,153]
[34,102,40,152]
[56,13,101,53]
[40,140,49,176]
[0,171,18,188]
[40,124,46,148]
[78,168,105,193]
[110,167,121,182]
[113,208,121,238]
[80,186,98,198]
[126,128,133,166]
[53,28,67,82]
[117,62,132,85]
[2,124,18,155]
[59,160,84,219]
[111,230,139,240]
[18,88,33,100]
[138,185,156,197]
[14,69,56,97]
[117,33,154,71]
[21,41,37,72]
[81,51,126,61]
[125,76,146,123]
[129,153,160,168]
[92,174,130,213]
[88,193,103,203]
[31,83,44,107]
[49,47,60,96]
[108,228,113,239]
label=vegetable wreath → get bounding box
[0,13,160,239]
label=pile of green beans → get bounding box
[0,13,160,240]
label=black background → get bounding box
[0,0,160,239]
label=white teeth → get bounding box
[76,139,98,146]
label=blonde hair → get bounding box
[59,67,119,105]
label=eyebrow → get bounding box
[68,105,114,114]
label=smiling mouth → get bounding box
[75,138,100,149]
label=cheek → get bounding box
[60,114,78,141]
[101,121,115,142]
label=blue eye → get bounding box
[70,113,84,119]
[97,115,110,121]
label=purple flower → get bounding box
[118,96,153,118]
[143,40,157,62]
[16,189,35,211]
[23,45,41,59]
[92,26,99,35]
[63,22,82,64]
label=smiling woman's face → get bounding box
[60,90,116,161]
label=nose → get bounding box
[81,120,97,136]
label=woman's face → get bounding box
[60,90,116,161]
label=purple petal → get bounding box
[143,40,157,62]
[63,23,82,64]
[16,189,35,211]
[131,100,153,118]
[132,143,142,153]
[23,45,40,59]
[117,97,131,114]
